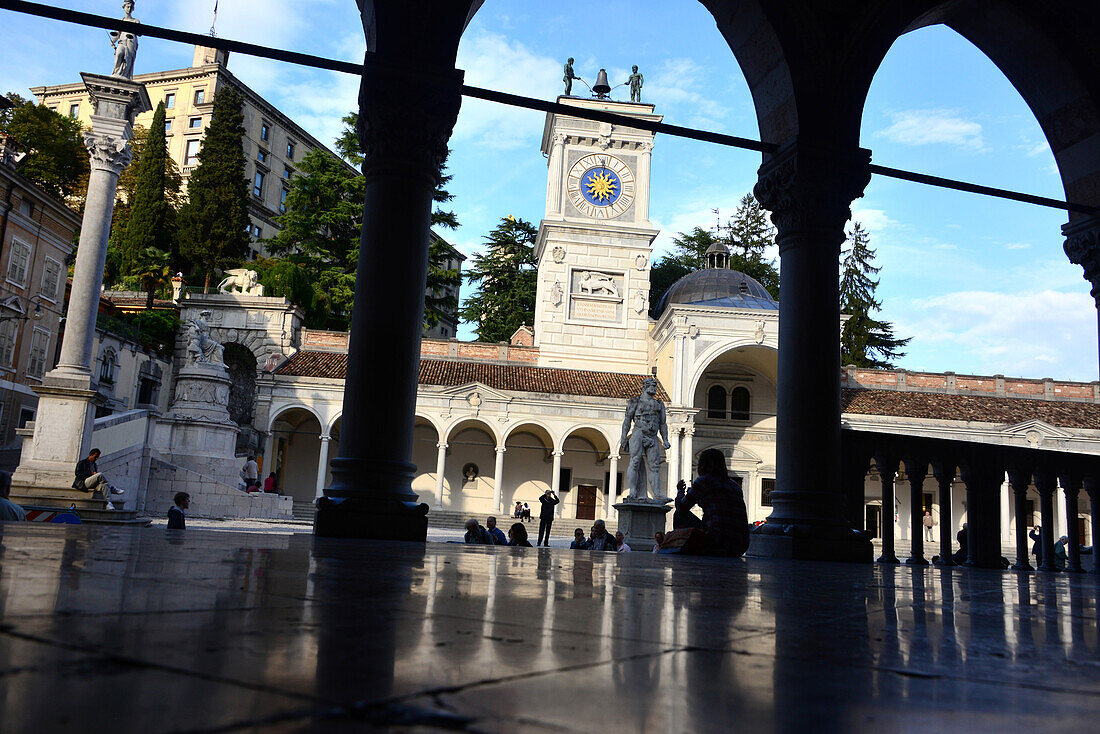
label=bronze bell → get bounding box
[592,68,611,98]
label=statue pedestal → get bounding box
[614,500,672,551]
[151,362,239,481]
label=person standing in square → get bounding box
[537,489,559,546]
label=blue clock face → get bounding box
[580,166,622,207]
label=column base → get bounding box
[613,501,671,550]
[1010,562,1034,571]
[905,557,930,566]
[314,496,428,541]
[877,553,901,565]
[748,524,873,563]
[934,557,957,567]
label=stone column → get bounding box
[932,459,956,567]
[874,453,900,564]
[1034,469,1058,571]
[11,74,149,498]
[1007,468,1034,571]
[682,429,694,483]
[546,133,565,216]
[434,442,448,509]
[1056,478,1069,539]
[493,446,506,514]
[1085,476,1100,574]
[551,450,564,519]
[1060,472,1084,573]
[959,460,1002,569]
[667,428,681,492]
[315,435,331,499]
[315,21,466,539]
[606,454,619,520]
[905,458,929,565]
[751,142,873,562]
[1063,216,1100,376]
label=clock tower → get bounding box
[534,97,661,373]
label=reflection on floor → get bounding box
[0,523,1096,732]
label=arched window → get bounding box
[731,386,750,421]
[98,348,118,385]
[707,385,726,419]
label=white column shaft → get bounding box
[607,455,619,520]
[668,429,681,491]
[551,450,564,518]
[682,432,694,482]
[435,442,448,509]
[493,447,506,513]
[315,435,330,499]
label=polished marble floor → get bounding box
[0,523,1096,733]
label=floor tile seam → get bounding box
[0,625,342,708]
[0,601,311,620]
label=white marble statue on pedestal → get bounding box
[110,1,140,80]
[619,377,672,504]
[187,309,225,365]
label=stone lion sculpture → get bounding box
[217,268,265,296]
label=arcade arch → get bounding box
[267,406,324,504]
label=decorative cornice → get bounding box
[753,142,871,244]
[1063,216,1100,303]
[83,131,133,174]
[357,64,463,186]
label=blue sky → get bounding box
[2,0,1095,381]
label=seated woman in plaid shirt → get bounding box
[673,448,750,557]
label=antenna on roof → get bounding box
[209,0,219,37]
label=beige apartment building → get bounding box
[31,45,347,259]
[0,128,79,468]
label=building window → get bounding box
[164,120,172,133]
[250,224,262,239]
[193,88,205,105]
[188,117,202,130]
[136,361,162,406]
[253,171,265,198]
[761,478,776,507]
[99,349,118,384]
[258,149,268,164]
[48,105,57,112]
[69,103,80,118]
[165,92,175,109]
[286,140,295,159]
[184,139,201,166]
[6,241,30,286]
[283,166,293,180]
[41,258,62,301]
[27,329,49,379]
[731,386,751,421]
[707,385,726,420]
[17,408,34,429]
[0,320,15,368]
[260,122,270,142]
[280,188,288,213]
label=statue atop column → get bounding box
[619,377,672,503]
[563,58,581,96]
[187,309,225,365]
[626,65,643,102]
[110,1,140,80]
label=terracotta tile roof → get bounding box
[842,388,1100,430]
[276,352,665,400]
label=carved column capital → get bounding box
[753,142,872,247]
[1063,216,1100,304]
[357,62,463,186]
[83,131,133,174]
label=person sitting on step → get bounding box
[73,448,123,499]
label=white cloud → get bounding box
[1003,242,1032,250]
[646,58,733,131]
[895,289,1097,380]
[850,205,896,235]
[931,243,958,250]
[453,31,561,150]
[876,109,985,150]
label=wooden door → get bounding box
[576,485,597,520]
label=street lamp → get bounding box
[0,297,44,324]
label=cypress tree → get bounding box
[177,86,250,292]
[839,222,911,368]
[121,102,180,274]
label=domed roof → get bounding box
[656,268,777,315]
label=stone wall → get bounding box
[298,328,541,364]
[146,457,293,520]
[843,367,1100,402]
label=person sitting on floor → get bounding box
[615,531,632,553]
[672,448,750,557]
[486,516,508,545]
[464,519,491,544]
[652,531,664,553]
[0,471,26,522]
[508,522,533,547]
[570,528,589,549]
[588,519,618,552]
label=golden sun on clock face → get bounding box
[566,153,635,219]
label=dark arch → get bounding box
[223,343,257,428]
[707,385,727,419]
[731,386,751,421]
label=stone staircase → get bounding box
[11,487,147,525]
[291,499,316,522]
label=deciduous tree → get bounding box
[1,92,88,201]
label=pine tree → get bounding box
[839,222,911,368]
[177,86,250,292]
[724,194,779,298]
[121,103,180,274]
[459,216,538,343]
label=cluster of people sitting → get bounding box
[239,456,280,494]
[466,449,752,558]
[512,501,532,521]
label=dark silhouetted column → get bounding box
[959,460,1002,569]
[1034,469,1058,572]
[1085,475,1100,574]
[932,458,956,566]
[750,142,872,562]
[905,457,929,565]
[1060,471,1084,573]
[1063,216,1100,376]
[315,3,475,540]
[1007,467,1034,571]
[874,452,900,564]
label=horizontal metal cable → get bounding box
[2,0,1094,215]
